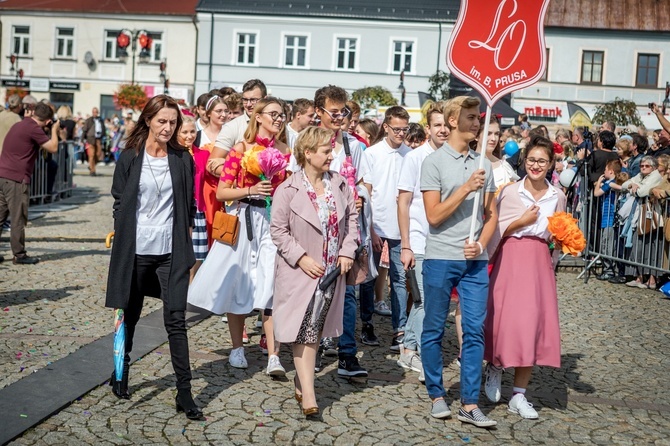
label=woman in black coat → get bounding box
[105,95,203,420]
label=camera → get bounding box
[648,102,656,110]
[582,127,592,141]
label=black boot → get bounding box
[175,389,204,420]
[109,362,130,399]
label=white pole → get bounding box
[467,104,492,243]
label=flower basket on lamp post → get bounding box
[113,84,148,112]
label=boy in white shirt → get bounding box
[285,98,315,149]
[362,106,412,350]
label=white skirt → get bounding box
[187,203,276,314]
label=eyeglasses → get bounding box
[387,125,410,135]
[525,158,550,167]
[640,164,653,168]
[212,109,229,116]
[319,107,350,120]
[261,111,287,122]
[242,97,261,105]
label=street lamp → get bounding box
[9,54,24,82]
[398,71,406,106]
[116,29,152,85]
[159,60,169,95]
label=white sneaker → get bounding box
[229,347,248,369]
[374,300,392,316]
[266,354,286,377]
[221,314,228,323]
[397,350,423,374]
[484,363,502,403]
[418,368,425,383]
[508,393,539,419]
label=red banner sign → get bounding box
[447,0,550,106]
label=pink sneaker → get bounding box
[259,334,268,355]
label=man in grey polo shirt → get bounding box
[420,96,498,428]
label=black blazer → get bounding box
[105,145,196,311]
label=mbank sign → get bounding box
[447,0,550,105]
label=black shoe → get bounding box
[597,272,614,281]
[176,389,205,421]
[315,345,324,373]
[13,255,39,265]
[337,355,368,378]
[109,364,130,399]
[0,255,4,263]
[360,323,380,346]
[390,332,404,352]
[608,276,628,284]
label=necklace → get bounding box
[145,152,169,218]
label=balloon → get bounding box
[559,169,577,188]
[503,140,519,157]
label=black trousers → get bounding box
[125,254,192,391]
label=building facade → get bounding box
[1,1,198,118]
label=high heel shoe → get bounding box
[302,407,320,419]
[293,376,302,404]
[109,363,130,399]
[176,390,205,421]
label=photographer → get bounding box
[0,102,60,264]
[650,103,670,135]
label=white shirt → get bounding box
[136,152,174,255]
[286,123,299,149]
[195,118,206,131]
[491,159,519,188]
[288,132,364,183]
[362,139,411,240]
[397,142,434,255]
[511,178,559,239]
[214,113,250,151]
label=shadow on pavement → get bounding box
[38,249,109,262]
[0,285,83,306]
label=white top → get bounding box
[362,139,411,240]
[214,113,250,151]
[511,178,559,239]
[491,159,519,188]
[288,132,364,183]
[397,142,434,255]
[195,118,206,131]
[286,123,299,149]
[136,152,174,255]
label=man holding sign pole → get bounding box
[420,97,498,427]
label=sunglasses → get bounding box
[320,107,350,120]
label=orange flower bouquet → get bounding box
[547,211,586,256]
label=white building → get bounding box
[1,0,198,118]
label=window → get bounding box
[237,33,257,65]
[541,48,550,81]
[636,54,659,88]
[12,26,30,56]
[336,37,357,70]
[104,30,121,60]
[148,32,163,63]
[55,28,75,58]
[392,40,414,73]
[284,35,308,68]
[581,50,604,84]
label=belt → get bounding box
[239,198,268,241]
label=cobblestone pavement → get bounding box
[2,165,670,445]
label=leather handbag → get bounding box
[346,244,370,286]
[637,201,662,236]
[211,209,240,246]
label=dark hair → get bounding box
[125,95,183,154]
[292,98,315,117]
[33,102,54,121]
[631,133,648,154]
[405,123,426,145]
[598,130,616,150]
[346,100,361,117]
[218,86,236,98]
[196,93,210,108]
[224,93,242,112]
[356,118,379,145]
[525,136,555,163]
[314,85,348,110]
[242,79,267,97]
[374,106,411,143]
[477,115,501,158]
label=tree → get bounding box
[592,97,643,127]
[352,86,398,109]
[113,84,148,112]
[428,70,450,101]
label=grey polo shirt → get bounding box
[420,143,496,261]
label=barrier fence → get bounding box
[29,141,76,205]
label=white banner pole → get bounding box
[467,104,492,243]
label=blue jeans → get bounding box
[403,254,425,353]
[421,259,488,404]
[338,283,375,357]
[384,238,408,334]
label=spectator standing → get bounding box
[285,98,315,148]
[0,95,22,157]
[0,102,60,264]
[82,107,105,176]
[627,134,648,178]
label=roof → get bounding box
[545,0,670,32]
[196,0,461,23]
[0,0,198,16]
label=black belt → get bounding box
[240,198,268,241]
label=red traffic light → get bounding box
[9,54,16,65]
[18,68,24,79]
[159,61,166,72]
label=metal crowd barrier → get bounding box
[29,140,76,204]
[576,185,670,282]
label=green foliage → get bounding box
[428,70,450,100]
[352,86,398,109]
[592,97,643,127]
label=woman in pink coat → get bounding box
[271,126,358,419]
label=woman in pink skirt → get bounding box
[483,137,566,419]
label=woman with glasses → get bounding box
[483,137,566,420]
[622,156,664,289]
[188,97,291,375]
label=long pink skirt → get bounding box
[484,236,561,368]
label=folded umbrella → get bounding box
[113,309,125,381]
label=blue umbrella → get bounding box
[113,309,125,381]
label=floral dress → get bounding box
[295,171,340,344]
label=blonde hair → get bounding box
[425,101,446,127]
[244,97,286,144]
[443,96,480,130]
[56,105,72,120]
[616,138,632,157]
[294,126,334,167]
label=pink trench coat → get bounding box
[270,171,359,344]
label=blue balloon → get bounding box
[504,140,520,157]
